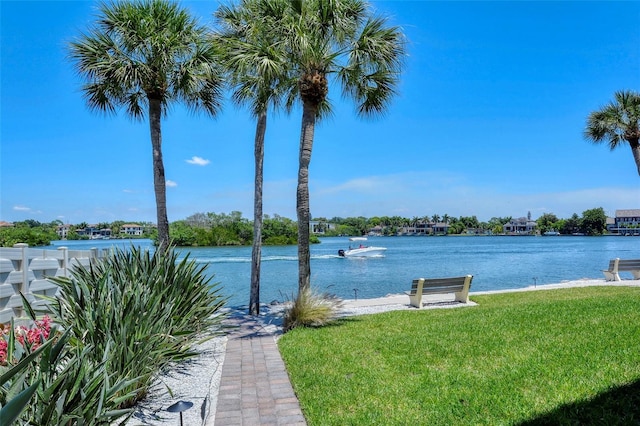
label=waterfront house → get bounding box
[608,209,640,235]
[120,224,143,236]
[77,225,111,239]
[368,225,383,236]
[503,217,537,235]
[431,222,450,235]
[310,220,336,235]
[56,224,72,239]
[399,221,450,236]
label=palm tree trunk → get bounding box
[297,101,317,292]
[149,98,170,251]
[250,112,267,315]
[630,139,640,176]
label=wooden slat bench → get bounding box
[602,258,640,281]
[405,275,473,308]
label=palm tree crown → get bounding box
[69,0,224,249]
[277,0,406,291]
[281,0,405,119]
[215,0,291,315]
[71,0,222,117]
[585,90,640,176]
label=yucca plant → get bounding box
[282,287,343,332]
[48,245,227,409]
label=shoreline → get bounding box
[127,278,640,425]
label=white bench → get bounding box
[602,258,640,281]
[405,275,473,308]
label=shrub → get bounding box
[48,245,227,409]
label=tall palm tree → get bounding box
[215,0,289,315]
[69,0,223,250]
[281,0,406,292]
[585,90,640,176]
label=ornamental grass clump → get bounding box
[283,287,343,332]
[48,245,227,409]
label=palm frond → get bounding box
[584,90,640,150]
[69,0,223,120]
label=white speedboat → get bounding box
[338,238,387,258]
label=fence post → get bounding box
[13,243,29,318]
[58,246,69,277]
[90,248,99,265]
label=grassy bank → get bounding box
[278,286,640,425]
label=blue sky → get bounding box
[1,1,639,225]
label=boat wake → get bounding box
[192,254,342,263]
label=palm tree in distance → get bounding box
[585,90,640,176]
[281,0,406,292]
[69,0,224,250]
[215,0,290,315]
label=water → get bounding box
[46,236,639,307]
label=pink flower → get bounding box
[11,316,53,352]
[0,338,7,364]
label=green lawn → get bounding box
[278,286,640,425]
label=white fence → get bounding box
[0,243,106,324]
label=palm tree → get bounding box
[280,0,406,292]
[585,90,640,176]
[69,0,223,250]
[215,0,289,315]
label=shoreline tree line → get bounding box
[0,206,613,248]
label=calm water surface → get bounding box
[48,236,639,307]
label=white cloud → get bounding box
[13,205,31,211]
[186,156,210,166]
[166,180,178,187]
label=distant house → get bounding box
[0,221,14,228]
[56,224,72,239]
[415,221,429,235]
[503,217,537,235]
[399,221,450,236]
[368,225,383,236]
[121,224,143,236]
[608,209,640,235]
[310,221,336,235]
[431,222,450,235]
[77,225,111,239]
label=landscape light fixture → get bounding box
[167,400,193,426]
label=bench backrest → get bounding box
[617,259,640,270]
[409,276,472,295]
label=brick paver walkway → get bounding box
[214,311,306,425]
